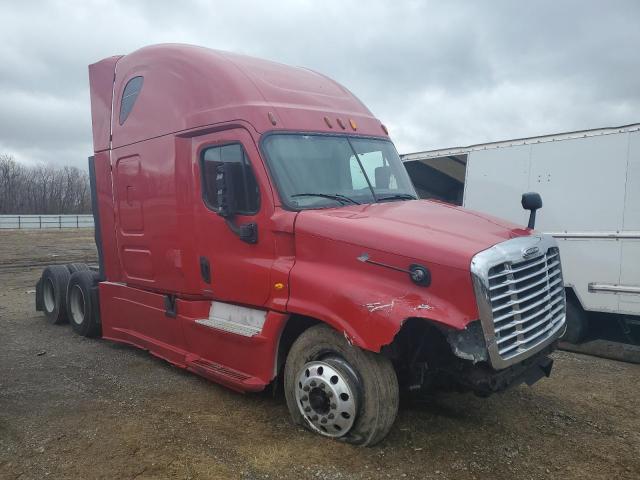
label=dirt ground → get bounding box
[0,229,638,480]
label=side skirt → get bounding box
[99,282,288,393]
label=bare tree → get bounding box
[0,154,91,214]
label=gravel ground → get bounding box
[0,229,639,479]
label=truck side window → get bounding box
[119,76,144,125]
[201,144,259,215]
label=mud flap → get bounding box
[523,356,553,386]
[35,277,44,312]
[90,283,101,325]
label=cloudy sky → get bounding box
[1,0,639,169]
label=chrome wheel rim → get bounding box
[69,284,85,325]
[43,278,55,313]
[295,358,359,437]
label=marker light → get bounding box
[324,116,333,128]
[268,112,277,126]
[349,119,357,131]
[381,124,389,135]
[336,118,346,129]
[274,282,285,290]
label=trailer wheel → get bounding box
[40,265,71,325]
[562,297,589,344]
[66,270,101,338]
[67,263,90,274]
[284,324,399,446]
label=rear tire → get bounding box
[40,265,71,325]
[66,270,101,338]
[284,324,399,446]
[67,263,90,274]
[562,297,589,344]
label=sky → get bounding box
[1,0,639,169]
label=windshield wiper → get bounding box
[376,193,417,202]
[291,193,361,205]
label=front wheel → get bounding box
[284,324,399,446]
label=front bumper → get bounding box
[461,345,556,396]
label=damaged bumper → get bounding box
[444,319,557,395]
[461,347,555,396]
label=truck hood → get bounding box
[294,200,530,271]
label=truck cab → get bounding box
[36,44,566,446]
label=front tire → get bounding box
[284,324,399,446]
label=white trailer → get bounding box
[401,123,640,343]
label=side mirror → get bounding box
[216,163,239,218]
[521,192,543,229]
[215,162,258,244]
[375,166,392,189]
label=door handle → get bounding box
[200,256,211,283]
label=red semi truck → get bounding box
[36,44,566,445]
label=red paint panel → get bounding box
[88,56,121,152]
[181,305,288,386]
[287,232,479,352]
[109,45,385,149]
[115,155,144,233]
[99,282,187,365]
[99,282,286,391]
[111,136,188,293]
[93,151,122,281]
[294,200,527,271]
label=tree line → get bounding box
[0,154,92,214]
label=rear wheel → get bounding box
[562,297,589,344]
[284,324,399,446]
[40,265,71,325]
[66,270,101,337]
[67,263,90,274]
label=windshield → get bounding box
[262,134,417,209]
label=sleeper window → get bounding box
[201,144,259,214]
[119,76,144,125]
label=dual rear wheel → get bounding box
[38,265,100,337]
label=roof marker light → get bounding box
[381,124,389,135]
[268,112,277,126]
[336,118,346,129]
[349,119,357,131]
[324,116,333,128]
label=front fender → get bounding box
[286,234,479,352]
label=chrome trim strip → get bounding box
[470,234,566,370]
[547,231,640,240]
[588,283,640,295]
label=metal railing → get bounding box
[0,214,94,229]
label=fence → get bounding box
[0,214,94,229]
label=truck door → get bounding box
[192,128,275,307]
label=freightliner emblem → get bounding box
[522,246,540,258]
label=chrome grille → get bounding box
[487,247,564,360]
[470,235,566,369]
